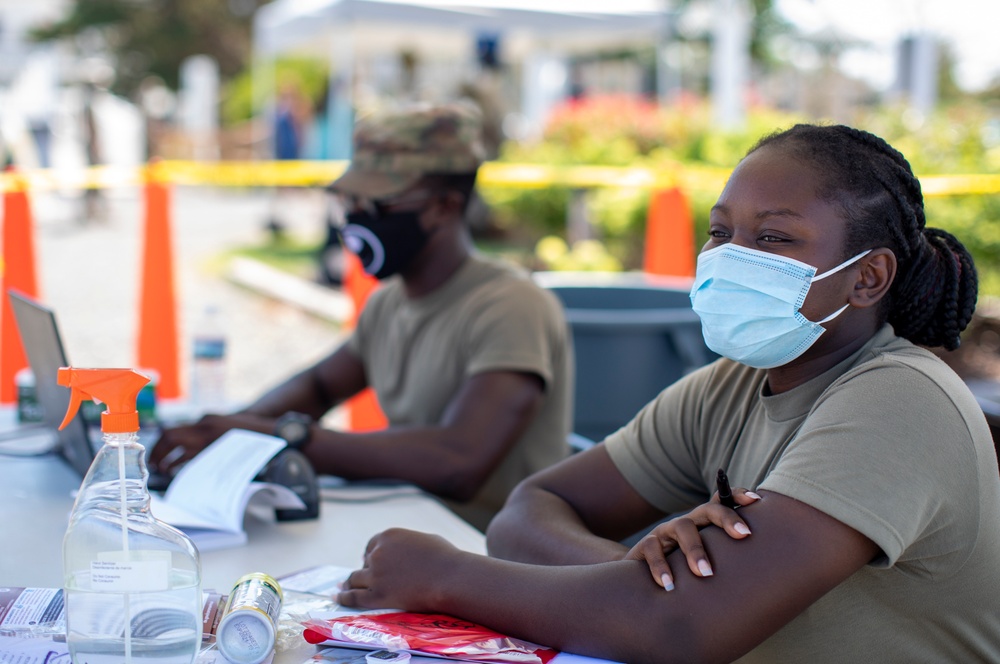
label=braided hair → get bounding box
[749,124,978,351]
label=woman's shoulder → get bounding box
[821,330,991,454]
[849,329,978,403]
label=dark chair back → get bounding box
[537,272,717,446]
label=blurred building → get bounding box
[0,0,69,87]
[252,0,671,153]
[0,0,68,165]
[0,0,144,171]
[893,33,939,115]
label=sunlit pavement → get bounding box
[25,186,347,409]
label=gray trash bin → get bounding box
[535,271,717,446]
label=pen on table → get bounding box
[159,445,187,470]
[716,468,738,509]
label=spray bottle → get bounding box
[59,368,202,664]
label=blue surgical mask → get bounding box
[689,244,871,369]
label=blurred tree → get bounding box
[671,0,791,72]
[29,0,273,96]
[936,43,970,105]
[975,80,1000,106]
[745,0,792,71]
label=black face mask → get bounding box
[340,209,430,280]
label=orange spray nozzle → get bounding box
[57,368,151,433]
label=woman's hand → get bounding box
[624,488,761,590]
[337,528,462,612]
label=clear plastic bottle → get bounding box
[59,368,202,664]
[191,304,227,411]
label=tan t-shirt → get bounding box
[347,255,572,529]
[607,325,1000,661]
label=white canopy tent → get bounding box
[251,0,672,155]
[254,0,669,58]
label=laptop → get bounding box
[8,289,170,486]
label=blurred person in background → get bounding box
[265,80,311,238]
[80,80,105,224]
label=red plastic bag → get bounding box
[302,612,558,663]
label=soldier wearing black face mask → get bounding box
[152,102,573,531]
[339,196,432,280]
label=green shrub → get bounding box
[484,95,1000,297]
[222,56,329,127]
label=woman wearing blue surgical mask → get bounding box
[689,243,872,369]
[335,124,1000,663]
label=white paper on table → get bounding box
[0,635,70,664]
[318,477,422,502]
[0,638,272,664]
[150,482,305,532]
[161,429,291,530]
[279,564,354,596]
[146,430,305,551]
[304,640,619,664]
[549,654,620,664]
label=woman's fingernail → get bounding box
[746,491,762,500]
[698,560,714,577]
[661,573,674,591]
[734,522,751,536]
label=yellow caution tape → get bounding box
[1,165,142,193]
[0,161,997,197]
[918,174,1000,197]
[154,160,347,187]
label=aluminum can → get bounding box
[217,572,284,664]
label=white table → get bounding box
[0,450,612,664]
[0,449,484,585]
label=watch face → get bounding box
[275,412,312,448]
[280,421,309,442]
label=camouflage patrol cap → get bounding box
[328,101,486,199]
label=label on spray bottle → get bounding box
[90,551,170,592]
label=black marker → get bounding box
[716,468,738,509]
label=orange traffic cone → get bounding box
[0,167,40,403]
[644,187,696,277]
[342,252,387,431]
[136,163,181,399]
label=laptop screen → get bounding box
[8,289,99,477]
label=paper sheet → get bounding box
[164,429,288,530]
[0,636,270,664]
[147,429,305,550]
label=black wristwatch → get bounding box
[273,411,314,449]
